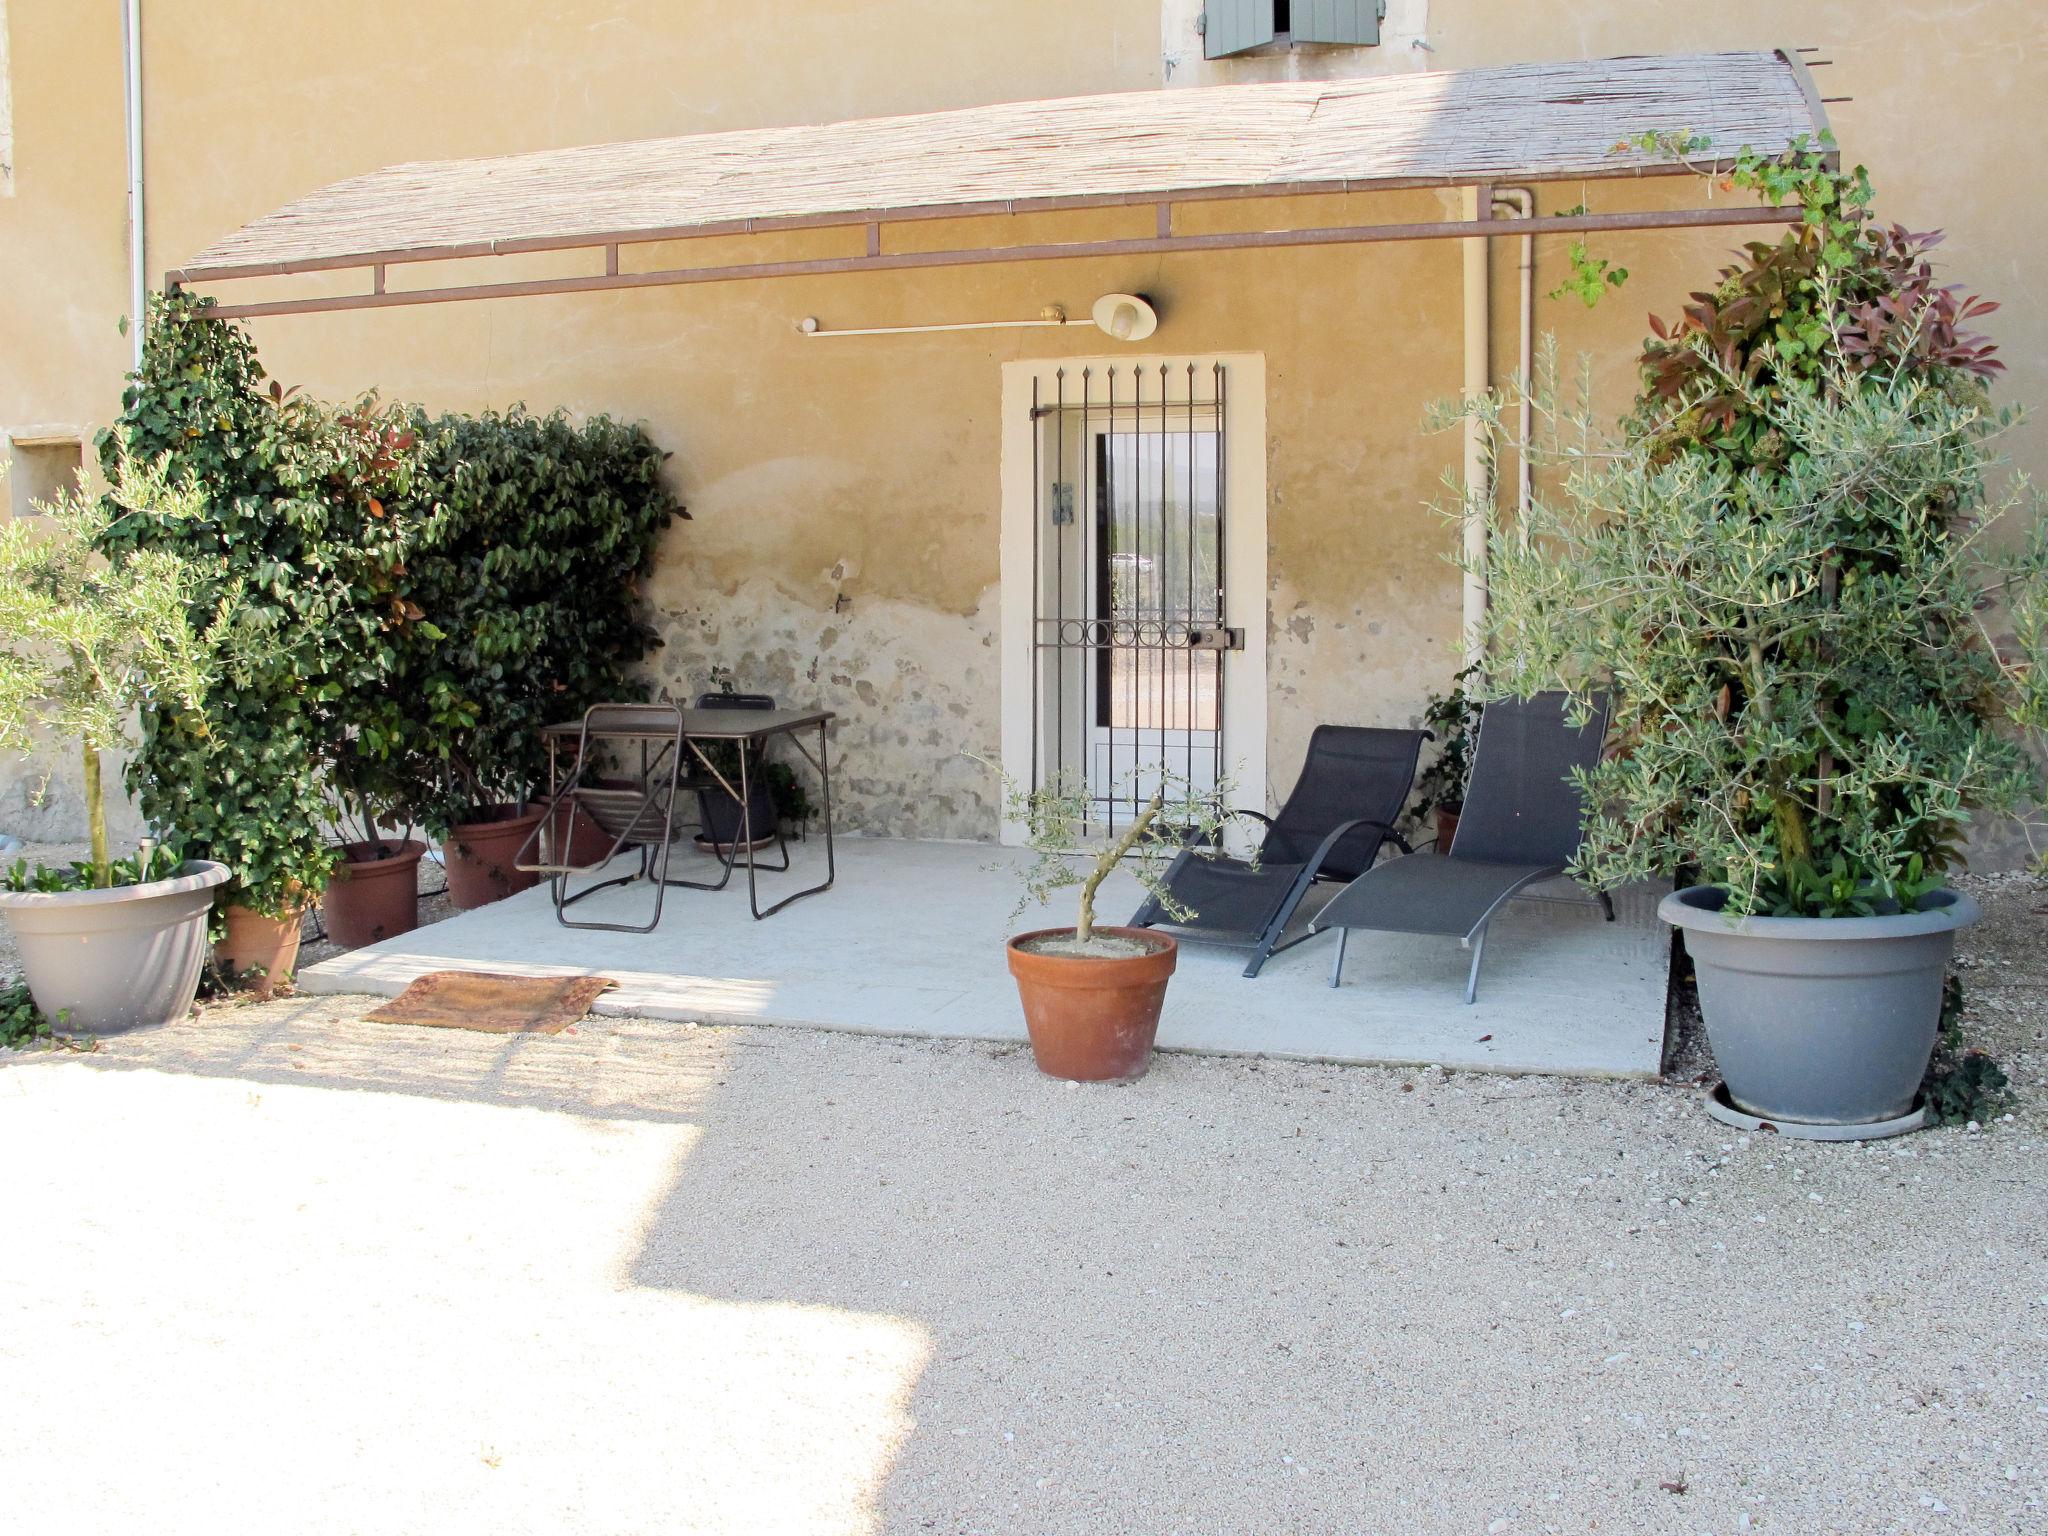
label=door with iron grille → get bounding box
[1030,363,1238,832]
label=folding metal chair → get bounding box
[515,702,708,933]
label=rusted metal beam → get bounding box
[1778,47,1835,157]
[166,156,1771,288]
[191,202,1801,321]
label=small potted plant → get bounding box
[394,653,550,913]
[1462,145,2047,1136]
[0,453,230,1032]
[320,789,429,950]
[998,769,1237,1082]
[97,327,429,990]
[321,610,467,946]
[1410,665,1481,852]
[321,701,435,947]
[324,833,427,948]
[332,622,544,913]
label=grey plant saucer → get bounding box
[1703,1081,1930,1142]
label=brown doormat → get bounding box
[366,971,615,1035]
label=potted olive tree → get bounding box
[1461,146,2046,1136]
[0,452,231,1032]
[1000,769,1236,1082]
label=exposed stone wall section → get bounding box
[0,736,145,846]
[645,577,1002,842]
[1262,572,1460,811]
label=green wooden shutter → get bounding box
[1203,1,1277,60]
[1292,1,1382,45]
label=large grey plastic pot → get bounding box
[0,860,230,1033]
[1660,885,1980,1128]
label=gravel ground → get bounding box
[2,876,2045,1533]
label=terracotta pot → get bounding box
[561,804,615,866]
[444,803,546,910]
[1005,926,1177,1083]
[214,902,305,998]
[1434,805,1462,855]
[323,839,426,949]
[553,779,632,867]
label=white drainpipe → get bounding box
[1490,187,1536,530]
[1459,186,1539,673]
[122,0,145,370]
[1460,186,1492,671]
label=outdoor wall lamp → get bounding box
[798,293,1159,341]
[1089,293,1159,341]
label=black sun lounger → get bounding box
[1129,724,1427,977]
[1314,692,1612,1003]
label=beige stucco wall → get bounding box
[4,0,2044,848]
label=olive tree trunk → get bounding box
[1075,787,1166,945]
[83,740,110,886]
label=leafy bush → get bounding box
[4,843,186,894]
[1449,152,2048,916]
[99,293,421,915]
[1922,974,2012,1126]
[1637,148,1999,470]
[363,407,678,837]
[1,980,64,1049]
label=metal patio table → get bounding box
[541,706,836,919]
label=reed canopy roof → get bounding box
[179,50,1827,284]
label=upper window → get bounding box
[1203,1,1383,59]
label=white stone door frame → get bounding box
[997,352,1268,848]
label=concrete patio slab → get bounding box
[300,838,1670,1077]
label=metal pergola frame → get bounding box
[165,47,1836,320]
[170,173,1808,322]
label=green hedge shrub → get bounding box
[101,296,679,893]
[345,407,678,838]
